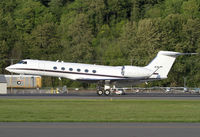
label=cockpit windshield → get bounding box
[17,61,27,64]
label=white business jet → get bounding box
[5,51,195,95]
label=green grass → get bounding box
[0,99,200,122]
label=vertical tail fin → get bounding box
[145,51,181,79]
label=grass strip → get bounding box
[0,99,200,122]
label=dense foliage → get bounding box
[0,0,200,88]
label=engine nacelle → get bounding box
[123,66,153,78]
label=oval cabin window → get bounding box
[53,66,57,70]
[61,67,65,71]
[77,69,81,72]
[85,69,89,73]
[92,70,96,73]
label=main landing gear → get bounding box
[97,81,112,96]
[97,89,111,96]
[97,89,104,96]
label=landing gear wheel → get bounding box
[97,90,104,96]
[104,90,111,96]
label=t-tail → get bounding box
[145,51,197,79]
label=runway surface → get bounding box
[1,122,200,137]
[1,94,200,137]
[1,92,200,100]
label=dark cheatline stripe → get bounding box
[13,68,127,79]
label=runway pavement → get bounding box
[1,94,200,137]
[1,92,200,100]
[0,122,200,137]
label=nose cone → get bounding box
[5,66,12,72]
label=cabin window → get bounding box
[85,69,89,73]
[92,70,96,73]
[17,61,27,64]
[17,61,24,64]
[53,66,57,70]
[69,68,73,71]
[61,67,65,71]
[77,69,81,72]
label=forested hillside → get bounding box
[0,0,200,87]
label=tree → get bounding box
[181,0,200,19]
[14,0,47,33]
[181,19,200,52]
[60,13,94,62]
[160,14,184,51]
[48,0,68,21]
[1,0,200,88]
[86,0,106,34]
[0,10,17,73]
[0,0,17,14]
[28,23,61,60]
[163,0,184,16]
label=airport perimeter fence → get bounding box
[6,86,200,94]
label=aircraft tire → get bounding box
[104,90,111,96]
[97,90,104,96]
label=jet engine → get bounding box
[122,66,153,78]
